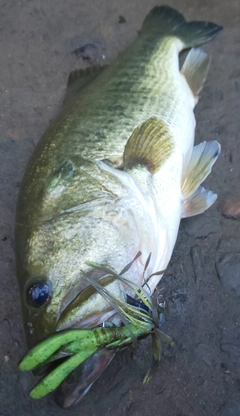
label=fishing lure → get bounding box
[19,261,172,399]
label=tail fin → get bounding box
[140,6,222,48]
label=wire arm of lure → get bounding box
[85,259,153,311]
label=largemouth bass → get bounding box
[15,5,222,405]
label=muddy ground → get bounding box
[1,0,240,415]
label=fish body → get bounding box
[16,5,222,396]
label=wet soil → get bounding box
[1,1,240,415]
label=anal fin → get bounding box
[182,186,217,218]
[181,48,210,100]
[181,140,221,218]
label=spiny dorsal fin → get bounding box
[64,65,108,105]
[123,117,174,174]
[67,65,108,89]
[181,48,210,99]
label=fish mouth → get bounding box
[56,253,145,331]
[56,274,119,332]
[19,261,170,407]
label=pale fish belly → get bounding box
[100,146,183,295]
[146,149,184,292]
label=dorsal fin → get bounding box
[123,117,174,174]
[64,65,108,104]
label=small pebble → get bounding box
[221,194,240,219]
[118,15,126,24]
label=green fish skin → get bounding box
[15,6,222,349]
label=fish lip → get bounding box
[55,273,120,331]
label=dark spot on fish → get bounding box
[72,43,98,63]
[27,279,52,308]
[118,15,126,24]
[229,153,233,163]
[1,236,7,241]
[213,149,220,158]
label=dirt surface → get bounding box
[1,0,240,415]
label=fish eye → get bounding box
[27,280,52,308]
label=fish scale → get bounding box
[30,41,180,172]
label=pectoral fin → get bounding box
[123,117,174,174]
[181,141,221,218]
